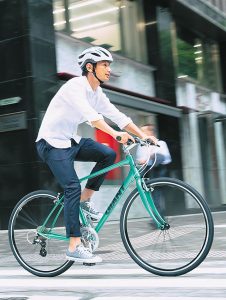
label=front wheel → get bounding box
[120,177,214,276]
[8,190,74,277]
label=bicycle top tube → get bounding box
[79,157,132,183]
[79,137,157,183]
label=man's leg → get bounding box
[76,138,116,191]
[80,188,95,202]
[37,140,102,263]
[46,157,102,262]
[46,158,81,243]
[37,140,81,246]
[76,138,116,218]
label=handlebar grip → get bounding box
[116,136,134,145]
[116,135,160,147]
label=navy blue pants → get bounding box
[36,138,116,238]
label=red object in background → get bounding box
[95,129,121,180]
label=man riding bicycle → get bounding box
[36,46,157,263]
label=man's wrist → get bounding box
[140,134,147,140]
[112,130,119,139]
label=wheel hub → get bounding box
[160,223,170,230]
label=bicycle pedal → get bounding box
[83,262,96,266]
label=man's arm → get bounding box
[97,92,157,144]
[123,123,146,139]
[124,122,158,144]
[91,119,134,144]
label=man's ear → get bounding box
[86,63,93,73]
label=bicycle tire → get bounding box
[120,177,214,276]
[8,190,74,277]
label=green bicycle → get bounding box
[8,138,214,277]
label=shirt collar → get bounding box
[82,76,100,94]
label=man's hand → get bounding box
[115,132,135,144]
[142,135,159,145]
[123,123,158,145]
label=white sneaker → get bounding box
[66,244,102,263]
[80,201,103,221]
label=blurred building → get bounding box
[0,0,226,228]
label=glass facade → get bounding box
[206,0,226,15]
[53,0,147,63]
[176,26,222,92]
[53,0,66,31]
[178,0,226,27]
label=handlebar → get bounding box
[116,136,159,147]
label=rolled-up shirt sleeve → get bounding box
[97,90,132,129]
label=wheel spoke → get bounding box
[120,178,214,276]
[8,191,73,277]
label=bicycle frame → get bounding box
[38,151,166,241]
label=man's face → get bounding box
[95,61,111,82]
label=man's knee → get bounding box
[106,148,116,164]
[95,145,117,165]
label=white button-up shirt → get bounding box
[36,76,132,148]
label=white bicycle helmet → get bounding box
[78,46,113,70]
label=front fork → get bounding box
[138,178,169,229]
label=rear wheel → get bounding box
[8,190,74,277]
[120,177,214,276]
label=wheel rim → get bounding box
[9,192,72,276]
[121,179,213,275]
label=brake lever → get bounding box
[116,136,160,147]
[141,139,160,147]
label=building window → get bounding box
[175,26,222,92]
[53,0,66,31]
[53,0,147,63]
[69,0,121,51]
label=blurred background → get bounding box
[1,0,226,229]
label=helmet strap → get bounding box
[92,64,104,84]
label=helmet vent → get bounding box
[100,50,109,57]
[78,54,85,59]
[91,52,101,57]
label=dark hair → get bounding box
[82,68,88,76]
[81,62,97,76]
